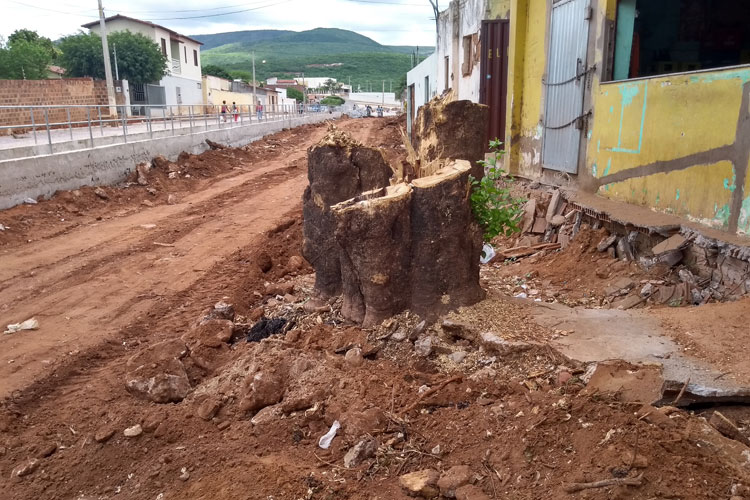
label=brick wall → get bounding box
[0,78,124,135]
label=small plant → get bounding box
[469,139,524,242]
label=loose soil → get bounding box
[1,116,749,500]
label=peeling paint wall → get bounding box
[436,0,489,102]
[505,0,548,177]
[587,60,750,234]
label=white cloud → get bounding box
[3,0,437,46]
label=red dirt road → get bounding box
[0,117,383,399]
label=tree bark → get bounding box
[302,130,392,298]
[333,185,413,327]
[409,160,485,319]
[413,97,489,179]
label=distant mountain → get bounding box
[192,29,294,50]
[193,27,434,94]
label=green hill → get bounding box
[193,28,433,94]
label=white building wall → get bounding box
[162,75,203,107]
[89,18,202,84]
[348,92,399,106]
[435,0,486,102]
[407,53,438,109]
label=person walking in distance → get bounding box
[256,100,263,120]
[220,100,228,122]
[232,102,239,122]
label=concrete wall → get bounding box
[0,113,339,210]
[347,92,399,106]
[406,53,438,135]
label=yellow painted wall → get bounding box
[587,66,750,230]
[505,0,548,177]
[488,0,511,18]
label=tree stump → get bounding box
[302,127,392,298]
[413,96,489,179]
[409,160,485,319]
[333,184,413,327]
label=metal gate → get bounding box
[542,0,592,173]
[479,20,510,145]
[129,83,166,116]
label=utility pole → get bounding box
[98,0,117,119]
[252,51,257,117]
[382,80,385,106]
[113,43,119,80]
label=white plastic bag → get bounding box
[480,243,496,264]
[318,420,340,449]
[4,317,39,334]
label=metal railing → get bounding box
[0,103,335,159]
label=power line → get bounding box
[106,0,279,15]
[129,0,293,20]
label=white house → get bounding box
[83,14,204,108]
[406,53,438,136]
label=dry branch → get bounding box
[564,474,644,493]
[405,375,463,413]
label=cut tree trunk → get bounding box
[302,127,392,298]
[409,160,485,319]
[333,184,413,327]
[413,96,489,179]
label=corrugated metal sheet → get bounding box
[542,0,591,174]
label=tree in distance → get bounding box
[0,29,56,79]
[286,88,304,102]
[58,30,167,84]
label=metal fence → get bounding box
[0,103,337,158]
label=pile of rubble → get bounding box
[487,182,750,308]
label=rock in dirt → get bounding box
[455,484,490,500]
[123,424,143,437]
[597,234,618,252]
[339,407,388,441]
[479,332,532,354]
[409,320,427,341]
[288,255,306,271]
[604,277,635,297]
[391,330,408,342]
[414,336,433,357]
[38,443,57,458]
[343,438,378,468]
[441,320,475,341]
[125,339,191,404]
[448,351,467,363]
[201,301,236,323]
[265,281,295,296]
[549,214,566,227]
[197,398,223,421]
[399,468,440,498]
[94,428,116,443]
[94,187,109,200]
[438,465,473,498]
[12,459,40,479]
[136,162,150,185]
[183,319,234,348]
[257,252,273,273]
[345,347,364,367]
[167,194,178,205]
[239,370,286,415]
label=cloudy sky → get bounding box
[3,0,438,47]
